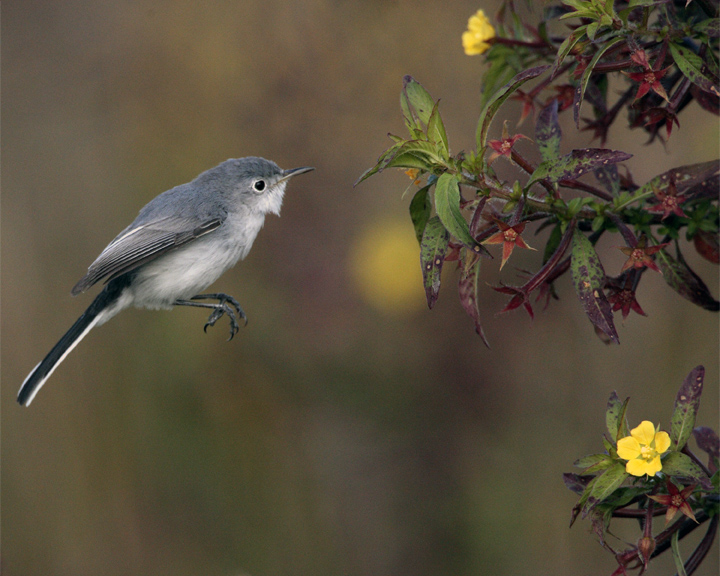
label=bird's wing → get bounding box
[71,216,222,295]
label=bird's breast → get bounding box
[128,211,266,309]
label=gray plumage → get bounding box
[18,156,314,406]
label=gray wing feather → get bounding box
[71,217,222,295]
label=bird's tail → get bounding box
[17,283,124,407]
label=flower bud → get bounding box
[637,536,656,567]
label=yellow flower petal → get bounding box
[644,455,663,476]
[626,457,651,477]
[654,430,671,454]
[631,420,658,446]
[617,436,641,460]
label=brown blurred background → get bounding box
[2,2,718,575]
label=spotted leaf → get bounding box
[536,99,562,163]
[570,229,619,343]
[529,149,632,188]
[670,366,705,451]
[420,216,450,309]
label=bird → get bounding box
[17,156,314,406]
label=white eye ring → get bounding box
[253,179,266,193]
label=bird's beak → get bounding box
[279,166,315,182]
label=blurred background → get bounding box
[2,2,718,575]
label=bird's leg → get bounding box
[174,293,247,341]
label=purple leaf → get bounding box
[536,99,562,163]
[551,149,632,182]
[594,163,620,196]
[563,473,594,495]
[655,247,720,311]
[638,160,720,198]
[692,426,719,462]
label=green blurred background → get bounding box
[2,2,718,575]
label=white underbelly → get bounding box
[128,213,265,309]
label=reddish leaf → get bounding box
[693,231,719,264]
[655,247,720,311]
[458,264,490,347]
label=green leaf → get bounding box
[669,43,720,98]
[355,138,451,185]
[671,530,687,576]
[570,229,619,343]
[528,148,632,188]
[355,142,405,185]
[409,186,432,245]
[695,18,720,38]
[427,100,449,156]
[560,9,600,21]
[575,37,624,127]
[394,140,447,166]
[575,454,610,468]
[655,247,720,311]
[575,453,614,473]
[602,435,618,458]
[476,65,550,149]
[434,173,489,256]
[401,75,436,129]
[420,216,450,309]
[661,451,712,489]
[586,21,600,41]
[606,391,630,442]
[670,366,705,451]
[551,27,586,77]
[601,485,647,508]
[479,45,524,109]
[542,223,563,263]
[584,463,628,515]
[535,99,562,163]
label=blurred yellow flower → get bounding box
[462,9,496,56]
[349,220,424,314]
[616,421,671,477]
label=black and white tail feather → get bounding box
[17,280,127,406]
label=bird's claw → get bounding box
[195,294,247,341]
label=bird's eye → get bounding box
[253,179,266,192]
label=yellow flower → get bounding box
[616,421,671,477]
[349,220,424,314]
[462,10,496,56]
[404,169,421,185]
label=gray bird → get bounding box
[18,156,314,406]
